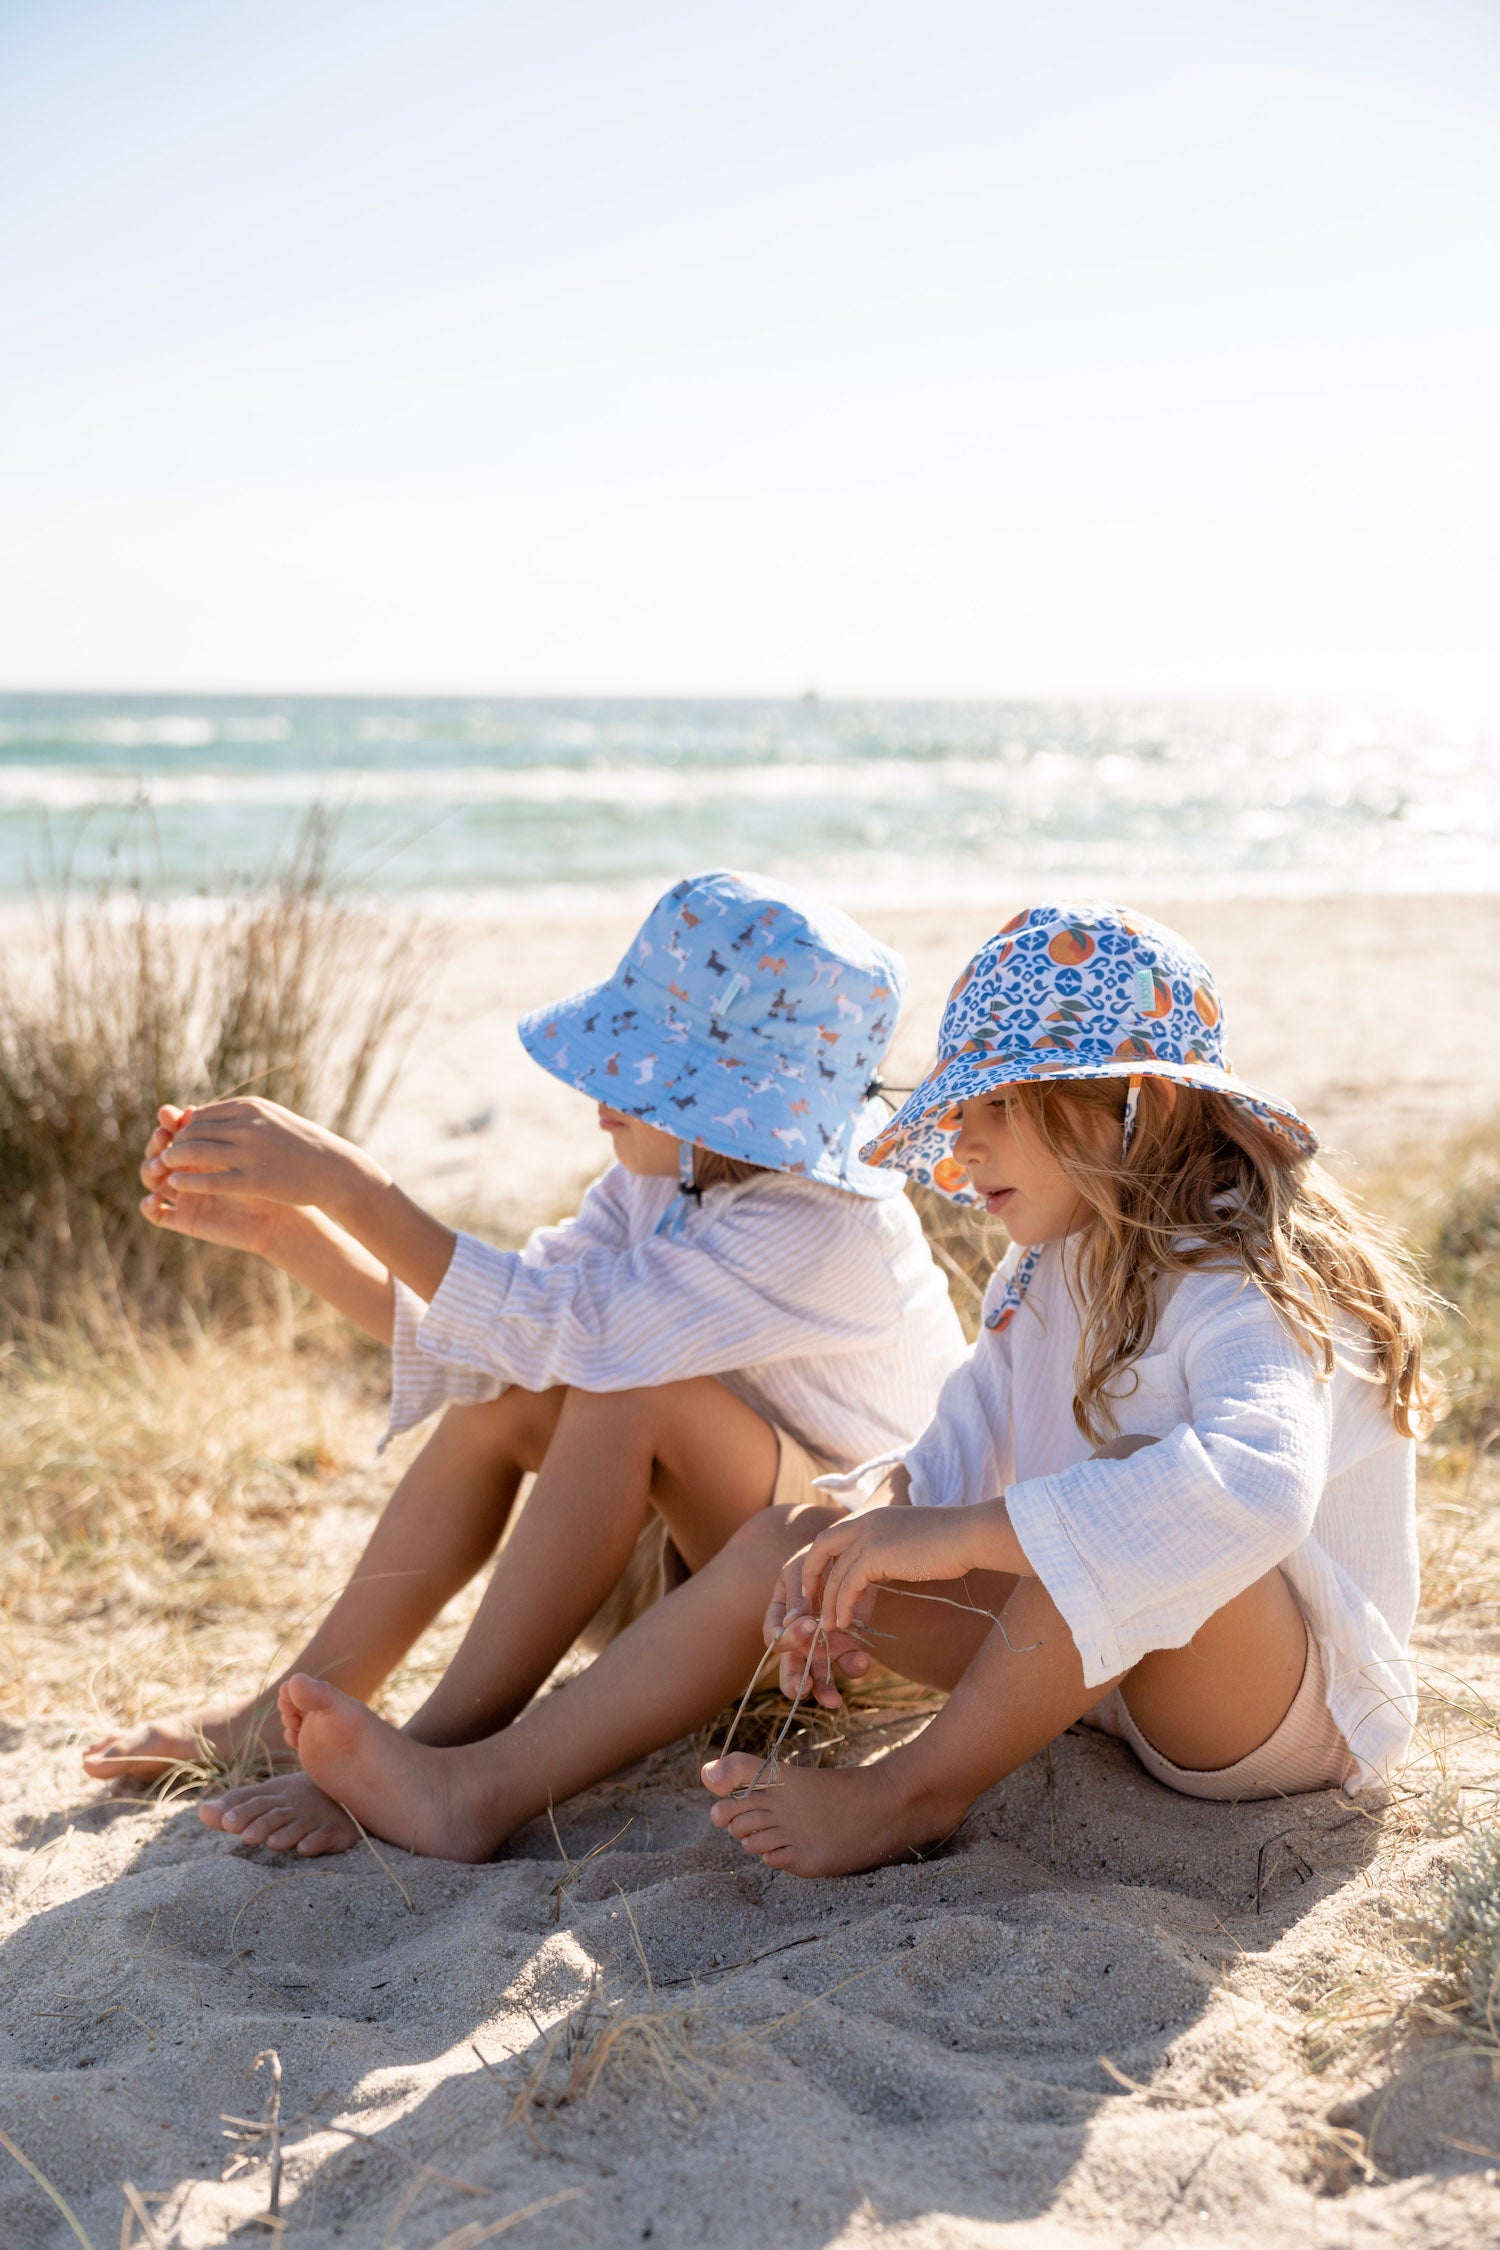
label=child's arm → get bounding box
[152,1096,455,1303]
[762,1466,1030,1706]
[786,1495,1030,1638]
[140,1104,398,1341]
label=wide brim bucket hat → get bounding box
[518,869,908,1198]
[860,900,1316,1203]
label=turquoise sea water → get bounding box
[0,693,1493,908]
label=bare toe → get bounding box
[214,1791,288,1841]
[701,1752,768,1800]
[263,1816,315,1851]
[295,1811,360,1857]
[209,1772,359,1855]
[739,1825,792,1861]
[204,1784,275,1833]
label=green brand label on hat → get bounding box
[1134,967,1155,1011]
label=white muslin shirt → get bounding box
[384,1164,968,1469]
[901,1240,1418,1787]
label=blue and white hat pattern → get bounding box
[861,900,1317,1213]
[518,869,909,1199]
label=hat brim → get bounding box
[860,1052,1317,1200]
[518,974,904,1199]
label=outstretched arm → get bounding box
[140,1103,403,1341]
[150,1096,456,1303]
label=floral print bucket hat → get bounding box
[518,869,908,1198]
[860,900,1316,1205]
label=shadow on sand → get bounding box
[3,1723,1466,2250]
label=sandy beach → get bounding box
[2,889,1498,2248]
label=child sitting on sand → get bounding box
[83,870,966,1852]
[246,902,1426,1871]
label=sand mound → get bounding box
[3,1703,1496,2249]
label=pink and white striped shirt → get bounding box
[385,1163,967,1468]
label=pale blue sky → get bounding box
[2,0,1496,710]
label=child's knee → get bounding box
[723,1500,839,1577]
[450,1384,566,1465]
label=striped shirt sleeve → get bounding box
[405,1187,910,1400]
[381,1164,633,1447]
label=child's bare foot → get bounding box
[701,1752,965,1877]
[82,1701,290,1789]
[200,1772,361,1856]
[279,1675,500,1863]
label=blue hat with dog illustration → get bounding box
[861,900,1316,1204]
[518,870,908,1198]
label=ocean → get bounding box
[0,692,1493,910]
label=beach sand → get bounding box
[2,891,1498,2247]
[4,1626,1497,2248]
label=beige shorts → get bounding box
[573,1425,832,1656]
[1083,1596,1352,1801]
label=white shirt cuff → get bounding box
[379,1260,505,1454]
[415,1231,521,1367]
[1004,1473,1127,1687]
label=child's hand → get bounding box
[139,1101,190,1194]
[794,1504,997,1634]
[159,1096,381,1216]
[764,1543,874,1709]
[140,1104,287,1256]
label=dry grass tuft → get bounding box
[510,1966,726,2127]
[1366,1113,1500,1455]
[0,1318,389,1734]
[510,1895,738,2129]
[0,814,438,1340]
[694,1670,943,1772]
[1417,1121,1500,1451]
[1423,1825,1500,2030]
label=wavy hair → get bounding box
[1006,1078,1434,1443]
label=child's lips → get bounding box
[981,1187,1015,1215]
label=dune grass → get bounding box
[0,816,435,1338]
[1413,1118,1500,1451]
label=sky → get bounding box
[1,0,1497,712]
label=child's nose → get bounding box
[951,1109,984,1162]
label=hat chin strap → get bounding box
[1122,1072,1144,1153]
[654,1138,703,1241]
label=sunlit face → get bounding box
[597,1103,682,1177]
[950,1095,1089,1245]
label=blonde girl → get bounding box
[82,870,965,1853]
[250,902,1425,1872]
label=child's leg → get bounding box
[198,1376,782,1855]
[273,1499,841,1861]
[706,1566,1308,1877]
[401,1375,781,1746]
[82,1385,563,1782]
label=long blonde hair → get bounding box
[1007,1078,1433,1443]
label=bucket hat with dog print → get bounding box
[519,869,908,1201]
